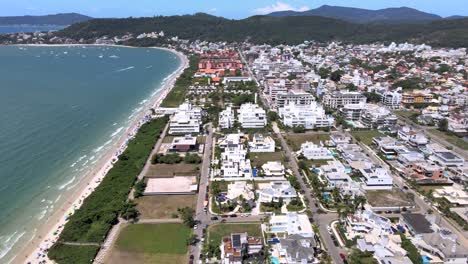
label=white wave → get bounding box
[89,155,96,161]
[58,176,76,190]
[98,55,103,58]
[110,127,124,137]
[41,199,45,203]
[93,145,104,153]
[139,99,148,105]
[109,55,119,59]
[63,51,68,55]
[115,66,135,72]
[145,65,153,69]
[37,209,47,220]
[70,162,77,168]
[104,139,113,146]
[54,194,62,203]
[112,123,117,126]
[0,231,26,259]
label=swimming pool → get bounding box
[270,256,280,264]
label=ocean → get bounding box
[0,25,66,34]
[0,45,181,262]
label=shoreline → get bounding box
[9,44,188,264]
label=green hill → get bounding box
[57,13,468,47]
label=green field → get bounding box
[207,223,262,246]
[429,129,468,150]
[116,223,191,254]
[350,130,384,145]
[250,151,284,167]
[160,56,199,107]
[285,133,330,151]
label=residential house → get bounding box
[249,134,275,153]
[261,161,286,177]
[359,167,394,190]
[267,213,314,238]
[405,161,448,184]
[238,103,267,128]
[257,181,297,204]
[168,102,202,134]
[273,234,317,264]
[220,233,263,264]
[279,102,335,129]
[168,134,197,152]
[219,106,235,129]
[299,142,333,160]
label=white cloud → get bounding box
[254,1,309,15]
[209,8,218,13]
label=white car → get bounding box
[327,225,332,234]
[193,224,198,230]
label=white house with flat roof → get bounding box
[318,160,351,188]
[359,167,393,190]
[261,161,285,177]
[299,141,333,160]
[431,151,465,167]
[257,181,297,204]
[238,103,267,128]
[249,134,275,153]
[168,102,202,134]
[220,143,252,179]
[267,213,314,238]
[219,106,235,129]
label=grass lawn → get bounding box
[207,223,262,246]
[145,163,200,177]
[351,130,384,145]
[136,195,196,219]
[116,223,191,254]
[285,133,330,151]
[250,152,284,167]
[428,129,468,150]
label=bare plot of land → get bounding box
[366,190,414,208]
[145,163,200,177]
[136,195,196,219]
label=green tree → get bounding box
[438,118,448,132]
[134,179,146,198]
[330,70,343,82]
[292,125,306,133]
[184,153,202,164]
[178,207,196,227]
[121,201,139,221]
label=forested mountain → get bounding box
[0,13,92,25]
[57,13,468,47]
[268,5,442,23]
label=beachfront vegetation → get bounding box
[48,116,168,263]
[160,55,199,107]
[151,153,183,164]
[47,244,100,264]
[184,153,202,164]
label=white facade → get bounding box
[168,102,202,134]
[238,103,267,128]
[219,106,235,129]
[398,126,429,147]
[261,161,285,177]
[279,102,334,129]
[221,144,252,179]
[359,167,393,190]
[257,181,297,204]
[322,91,367,109]
[275,89,315,109]
[268,213,314,238]
[249,134,275,153]
[318,160,351,188]
[299,142,333,160]
[382,90,402,109]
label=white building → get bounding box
[249,134,275,153]
[275,89,315,109]
[261,161,285,177]
[360,104,398,129]
[398,126,429,147]
[219,106,235,129]
[273,235,317,264]
[267,213,314,238]
[382,90,402,109]
[238,103,267,128]
[347,210,392,235]
[257,181,297,204]
[168,102,202,134]
[299,142,333,160]
[322,91,367,109]
[220,143,252,179]
[318,160,351,188]
[359,167,393,190]
[279,102,334,129]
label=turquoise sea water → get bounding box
[0,25,66,34]
[0,45,181,261]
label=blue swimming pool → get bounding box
[323,193,332,201]
[422,255,432,263]
[271,256,280,264]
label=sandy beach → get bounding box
[12,45,188,264]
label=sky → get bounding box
[2,0,467,19]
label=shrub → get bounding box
[184,153,202,164]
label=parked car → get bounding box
[230,214,237,218]
[340,253,347,260]
[210,216,218,221]
[193,224,198,230]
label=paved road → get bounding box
[273,122,346,263]
[239,49,346,263]
[192,123,214,263]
